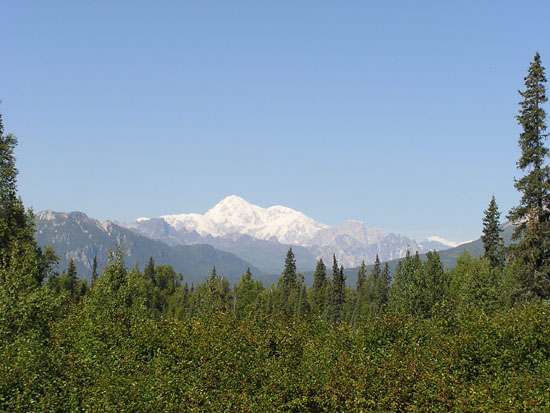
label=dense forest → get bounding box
[2,54,550,411]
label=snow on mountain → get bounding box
[158,195,329,246]
[125,195,463,270]
[425,236,463,248]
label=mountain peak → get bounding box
[206,195,254,215]
[146,195,328,245]
[216,194,250,206]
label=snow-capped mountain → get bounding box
[134,195,329,246]
[124,195,460,271]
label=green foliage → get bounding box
[235,268,264,318]
[508,52,550,301]
[481,195,504,268]
[327,255,346,323]
[310,258,328,317]
[448,251,502,315]
[390,250,448,318]
[91,255,98,284]
[275,248,301,316]
[355,259,366,291]
[5,300,550,411]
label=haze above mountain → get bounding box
[124,195,464,271]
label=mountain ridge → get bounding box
[35,210,265,284]
[123,195,462,270]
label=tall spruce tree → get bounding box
[508,52,550,300]
[356,260,366,292]
[143,256,156,284]
[235,268,263,318]
[481,195,504,268]
[281,248,297,295]
[311,258,328,316]
[67,258,78,298]
[327,255,345,323]
[277,248,298,315]
[371,255,389,312]
[91,256,98,284]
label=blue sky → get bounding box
[1,1,549,242]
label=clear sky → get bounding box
[1,1,549,243]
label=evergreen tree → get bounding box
[357,254,387,321]
[351,260,368,325]
[311,259,328,316]
[356,260,366,292]
[482,195,504,268]
[204,266,231,313]
[91,255,98,284]
[372,256,389,313]
[327,255,346,323]
[508,52,550,300]
[143,256,156,284]
[235,268,263,318]
[280,247,297,297]
[370,255,381,283]
[67,258,77,298]
[418,251,447,318]
[449,252,502,315]
[389,250,421,315]
[295,284,310,319]
[382,262,391,290]
[276,248,298,315]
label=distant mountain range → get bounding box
[122,195,465,272]
[35,211,264,285]
[34,195,480,284]
[329,223,515,287]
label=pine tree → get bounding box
[295,284,310,318]
[389,250,419,315]
[277,248,297,315]
[356,260,366,292]
[371,255,389,313]
[381,262,391,295]
[327,255,346,323]
[67,258,77,298]
[481,195,504,268]
[366,256,381,301]
[235,268,263,318]
[143,256,156,284]
[419,251,447,318]
[351,260,368,324]
[311,258,327,316]
[280,248,297,297]
[204,266,230,312]
[91,255,98,284]
[508,52,550,300]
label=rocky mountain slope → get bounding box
[35,211,264,284]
